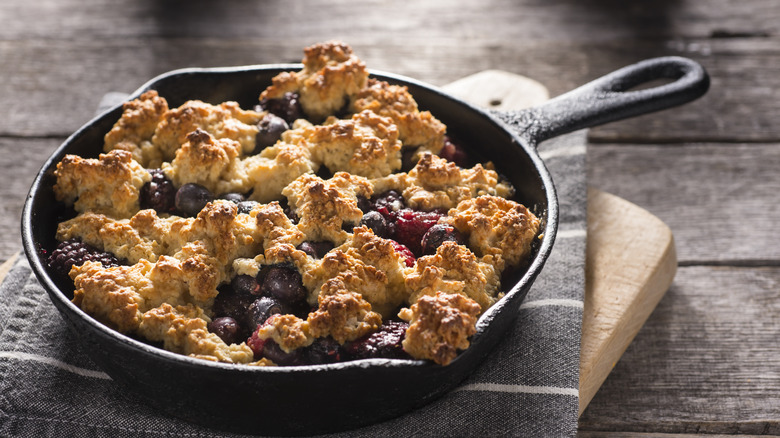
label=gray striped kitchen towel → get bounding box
[0,93,585,437]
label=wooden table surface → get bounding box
[2,1,779,435]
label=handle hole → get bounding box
[624,77,676,92]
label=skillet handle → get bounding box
[496,56,709,145]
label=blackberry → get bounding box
[139,169,176,214]
[371,190,405,215]
[305,337,343,364]
[345,321,410,360]
[257,92,303,124]
[47,239,122,278]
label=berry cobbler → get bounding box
[46,41,541,366]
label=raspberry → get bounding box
[393,209,444,256]
[46,239,122,278]
[391,241,416,267]
[139,169,176,214]
[345,321,410,360]
[246,329,268,360]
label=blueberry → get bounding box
[261,339,305,366]
[297,241,334,259]
[139,169,176,214]
[258,265,307,305]
[254,113,289,153]
[231,274,262,296]
[257,92,303,124]
[208,317,241,345]
[246,296,284,330]
[359,211,391,238]
[237,200,259,215]
[219,192,246,204]
[421,223,465,255]
[175,183,213,217]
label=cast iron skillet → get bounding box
[22,57,708,435]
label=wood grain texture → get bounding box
[588,142,780,264]
[579,266,780,434]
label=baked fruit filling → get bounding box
[46,41,540,366]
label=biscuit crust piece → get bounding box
[444,195,541,271]
[53,149,151,219]
[399,292,481,366]
[260,41,369,121]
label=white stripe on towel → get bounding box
[458,382,578,397]
[538,144,586,161]
[0,351,112,380]
[557,228,586,239]
[519,298,584,310]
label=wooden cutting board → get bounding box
[0,71,675,417]
[443,71,676,415]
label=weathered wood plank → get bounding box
[1,0,778,41]
[0,137,61,263]
[579,265,780,435]
[588,142,780,264]
[0,38,779,142]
